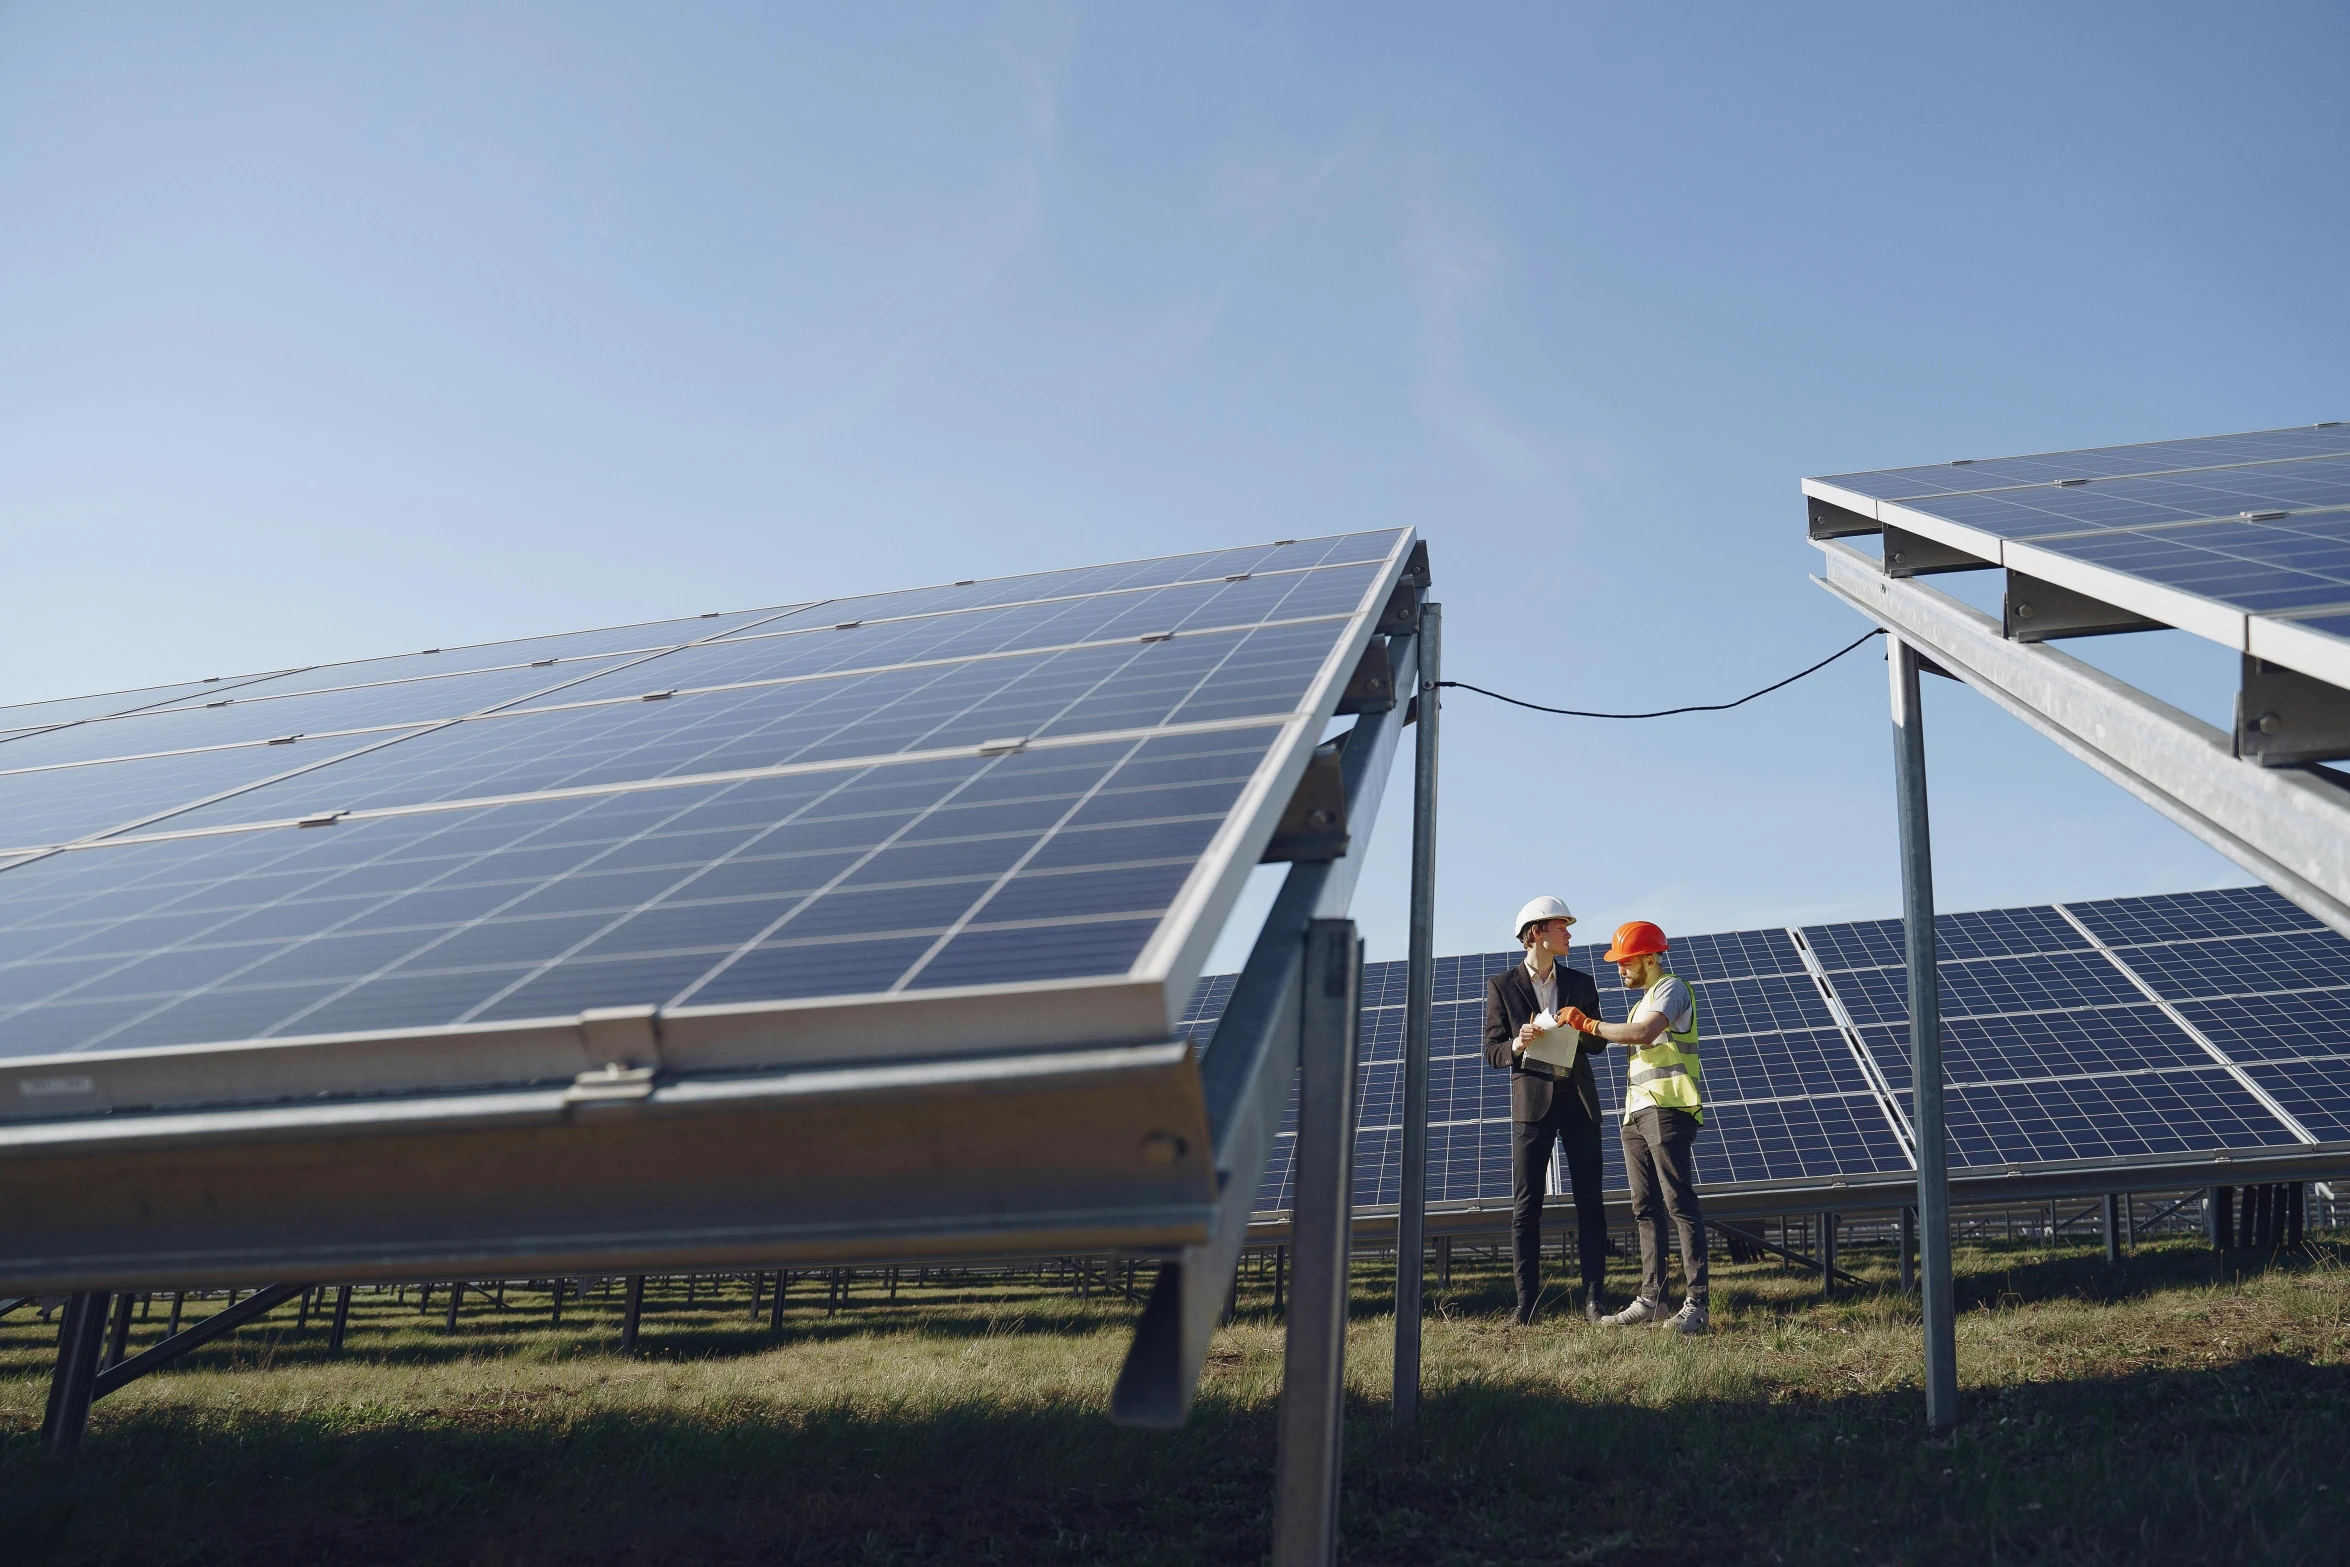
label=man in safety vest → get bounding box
[1560,920,1709,1334]
[1483,896,1613,1324]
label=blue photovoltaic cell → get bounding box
[1812,427,2350,644]
[0,657,649,771]
[2069,885,2319,945]
[1814,426,2350,502]
[1941,1069,2294,1167]
[709,534,1401,635]
[134,625,1339,837]
[0,727,1283,1057]
[1206,884,2350,1217]
[135,608,808,710]
[0,738,421,854]
[2244,1059,2350,1142]
[0,670,300,738]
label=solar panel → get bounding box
[1803,890,2326,1169]
[0,531,1415,1112]
[1805,423,2350,691]
[1215,886,2346,1225]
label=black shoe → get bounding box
[1584,1286,1606,1323]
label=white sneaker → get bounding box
[1602,1298,1660,1326]
[1667,1301,1709,1335]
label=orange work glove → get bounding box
[1560,1005,1597,1035]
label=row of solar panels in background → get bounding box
[1175,884,2350,1215]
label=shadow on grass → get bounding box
[5,1350,2347,1565]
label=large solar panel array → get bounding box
[1806,423,2350,671]
[0,533,1412,1104]
[1185,884,2350,1217]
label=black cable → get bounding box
[1436,628,1884,720]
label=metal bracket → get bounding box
[1808,495,1879,540]
[1260,739,1349,863]
[576,1005,663,1089]
[1333,637,1397,715]
[2004,571,2163,642]
[1374,582,1421,636]
[1397,539,1431,589]
[1882,524,1991,579]
[2235,656,2350,767]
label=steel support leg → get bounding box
[41,1293,109,1454]
[329,1286,353,1353]
[1393,602,1440,1433]
[621,1275,645,1352]
[2103,1194,2121,1264]
[1899,1206,1916,1293]
[1822,1213,1838,1297]
[1273,919,1361,1566]
[445,1282,463,1334]
[769,1271,787,1330]
[102,1291,134,1371]
[1892,639,1958,1433]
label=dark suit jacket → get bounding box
[1484,959,1605,1125]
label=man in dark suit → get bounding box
[1484,896,1611,1324]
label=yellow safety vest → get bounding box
[1622,972,1703,1124]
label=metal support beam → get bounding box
[1892,638,1959,1434]
[91,1282,307,1403]
[1898,1206,1916,1293]
[1818,542,2350,938]
[330,1284,353,1351]
[1393,602,1440,1433]
[1821,1212,1838,1296]
[2211,1186,2235,1250]
[41,1291,109,1454]
[621,1275,645,1351]
[1273,919,1361,1567]
[1112,631,1416,1428]
[2103,1194,2122,1264]
[1710,1219,1863,1287]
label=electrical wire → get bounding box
[1435,628,1885,719]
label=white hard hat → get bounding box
[1513,896,1576,939]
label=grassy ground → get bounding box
[4,1235,2346,1565]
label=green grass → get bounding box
[5,1237,2347,1564]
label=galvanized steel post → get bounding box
[1274,918,1362,1566]
[1393,602,1440,1432]
[1892,638,1958,1433]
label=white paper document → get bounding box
[1522,1010,1582,1073]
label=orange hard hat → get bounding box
[1602,920,1669,962]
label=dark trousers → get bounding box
[1622,1106,1708,1307]
[1511,1099,1608,1318]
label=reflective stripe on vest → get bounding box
[1622,971,1702,1124]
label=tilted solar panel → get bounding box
[1805,422,2350,693]
[0,531,1415,1117]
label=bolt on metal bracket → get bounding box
[2235,655,2350,767]
[1261,737,1350,863]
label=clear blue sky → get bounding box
[4,3,2345,969]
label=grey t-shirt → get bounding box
[1631,974,1695,1038]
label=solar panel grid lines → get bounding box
[1787,925,1918,1160]
[1813,424,2350,503]
[1807,425,2350,693]
[0,667,311,746]
[2051,902,2322,1146]
[0,623,780,857]
[0,531,1418,1124]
